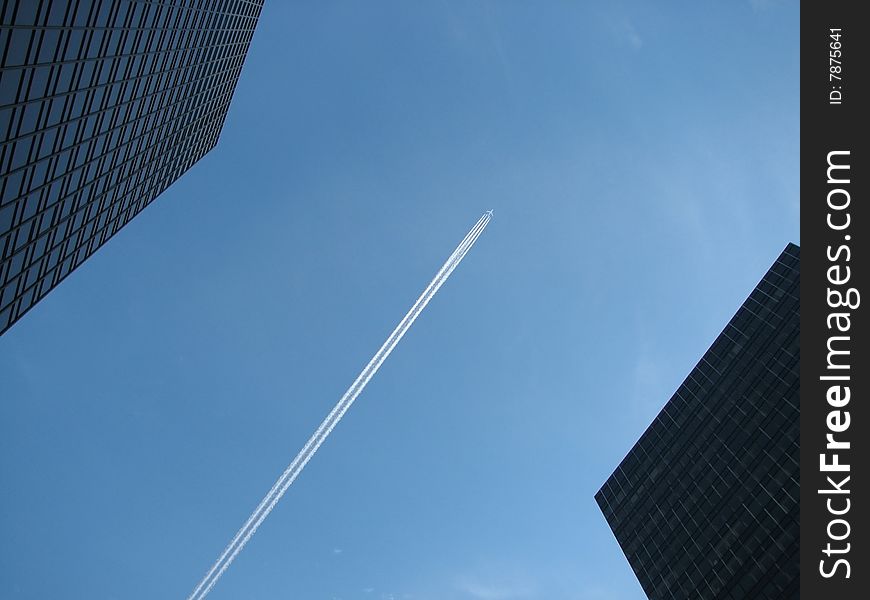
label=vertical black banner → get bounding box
[801,2,868,598]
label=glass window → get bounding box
[7,29,32,66]
[10,138,33,170]
[65,30,85,62]
[0,70,22,105]
[38,29,60,62]
[2,168,24,203]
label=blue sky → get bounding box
[1,1,798,599]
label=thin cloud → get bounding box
[608,19,643,50]
[621,21,643,49]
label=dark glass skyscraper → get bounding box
[595,243,799,599]
[0,0,263,334]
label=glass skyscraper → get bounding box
[0,0,263,334]
[595,243,799,599]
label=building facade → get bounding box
[0,0,263,334]
[595,243,799,599]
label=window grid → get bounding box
[594,244,800,600]
[0,0,264,333]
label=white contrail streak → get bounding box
[187,212,492,599]
[187,213,488,600]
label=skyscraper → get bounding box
[0,0,263,334]
[595,243,799,599]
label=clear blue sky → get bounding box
[1,2,798,599]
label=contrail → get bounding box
[187,213,489,600]
[187,212,492,599]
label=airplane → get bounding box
[486,209,494,217]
